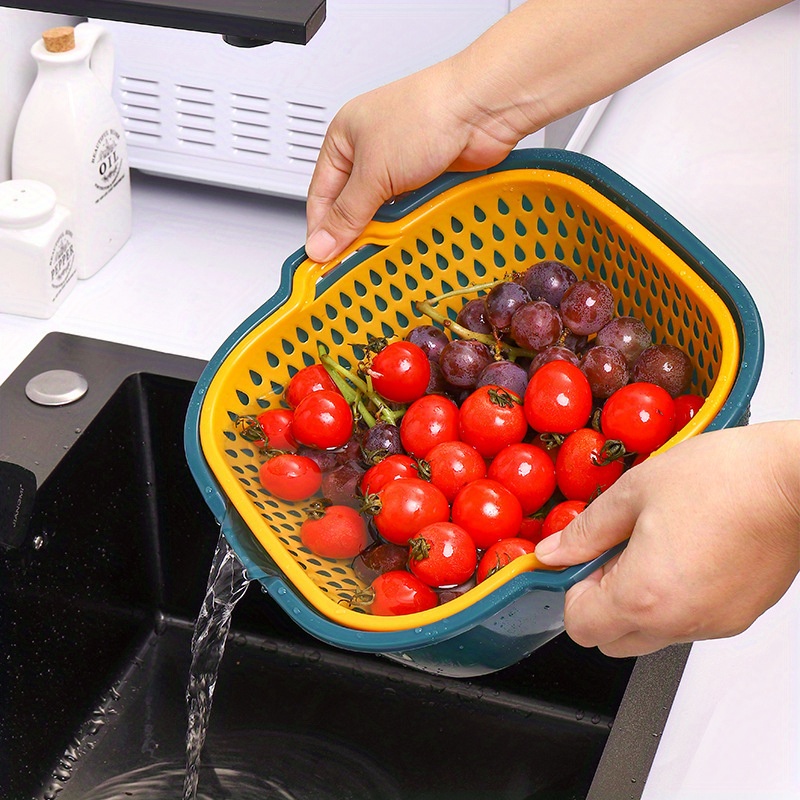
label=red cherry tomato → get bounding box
[300,505,370,559]
[408,522,478,588]
[601,382,676,454]
[541,499,588,538]
[524,360,593,434]
[451,478,524,550]
[369,478,450,546]
[285,363,340,409]
[258,453,322,501]
[360,454,419,496]
[673,393,705,434]
[555,428,625,502]
[368,570,439,616]
[254,408,297,451]
[292,389,354,450]
[399,394,460,459]
[368,341,431,404]
[423,440,487,502]
[518,516,546,545]
[487,442,557,515]
[458,385,528,458]
[476,537,537,583]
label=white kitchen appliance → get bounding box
[95,1,608,200]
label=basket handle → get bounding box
[561,541,627,589]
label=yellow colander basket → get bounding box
[184,149,761,675]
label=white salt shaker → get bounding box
[0,179,77,318]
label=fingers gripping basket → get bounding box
[184,149,762,677]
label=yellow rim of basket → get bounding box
[199,168,740,632]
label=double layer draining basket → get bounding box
[184,149,763,677]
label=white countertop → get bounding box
[583,5,800,800]
[0,4,797,798]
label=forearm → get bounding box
[450,0,791,140]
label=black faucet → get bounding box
[0,0,326,46]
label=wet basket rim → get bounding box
[193,159,741,633]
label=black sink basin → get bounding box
[0,333,690,800]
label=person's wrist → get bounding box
[445,47,546,145]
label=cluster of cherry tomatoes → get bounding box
[238,265,705,617]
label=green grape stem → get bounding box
[414,279,538,362]
[317,344,402,426]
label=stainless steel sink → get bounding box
[0,332,690,800]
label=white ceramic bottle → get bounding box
[12,22,131,279]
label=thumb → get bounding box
[305,164,392,263]
[535,485,638,567]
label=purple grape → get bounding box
[405,324,449,362]
[334,431,365,466]
[516,260,578,306]
[437,574,477,604]
[595,316,652,367]
[527,346,581,378]
[559,280,615,335]
[352,541,408,584]
[456,298,493,334]
[439,339,494,388]
[561,330,590,354]
[475,360,529,398]
[484,281,531,332]
[321,462,365,506]
[425,360,450,395]
[297,445,339,473]
[360,422,403,464]
[509,300,563,351]
[632,344,692,397]
[580,345,629,399]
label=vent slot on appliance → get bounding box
[231,92,271,160]
[120,75,162,144]
[176,83,216,150]
[286,100,328,165]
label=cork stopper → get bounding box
[42,27,75,53]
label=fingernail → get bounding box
[305,229,337,262]
[535,531,562,560]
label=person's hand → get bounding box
[304,56,531,263]
[534,421,800,657]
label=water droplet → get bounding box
[575,710,585,720]
[591,714,601,724]
[277,587,287,596]
[414,627,423,634]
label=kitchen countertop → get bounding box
[0,3,797,798]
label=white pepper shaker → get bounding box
[0,179,76,318]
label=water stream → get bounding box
[182,532,251,800]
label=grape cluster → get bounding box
[415,260,693,403]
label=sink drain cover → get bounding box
[25,369,88,406]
